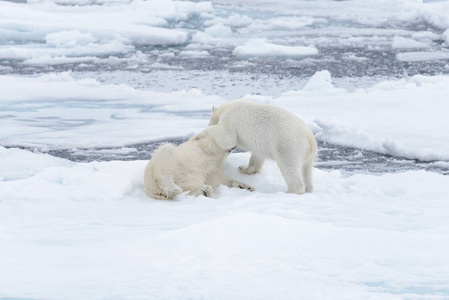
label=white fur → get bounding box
[144,131,255,200]
[203,98,317,194]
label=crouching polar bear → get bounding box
[198,99,317,194]
[144,130,255,200]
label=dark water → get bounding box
[2,44,448,80]
[27,139,449,176]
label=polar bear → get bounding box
[144,130,255,200]
[200,98,317,194]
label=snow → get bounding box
[23,55,99,65]
[392,36,430,49]
[396,51,449,61]
[444,29,449,45]
[204,23,233,37]
[0,0,212,61]
[280,73,449,161]
[0,73,223,148]
[1,148,449,299]
[419,1,449,31]
[178,50,212,57]
[233,38,319,58]
[191,31,219,44]
[0,41,133,61]
[46,31,98,48]
[1,0,449,299]
[411,31,441,41]
[301,70,345,93]
[0,146,74,181]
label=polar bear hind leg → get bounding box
[155,174,183,199]
[144,143,183,200]
[147,176,183,200]
[302,159,314,193]
[275,154,306,195]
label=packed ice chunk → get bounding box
[411,31,440,41]
[233,38,318,58]
[178,50,211,57]
[397,51,449,62]
[302,70,345,94]
[392,36,430,49]
[444,29,449,45]
[303,70,333,91]
[204,23,233,37]
[46,31,97,48]
[191,32,217,44]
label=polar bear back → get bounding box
[211,99,316,160]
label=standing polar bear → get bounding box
[144,129,255,200]
[201,98,317,194]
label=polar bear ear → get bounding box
[212,106,216,112]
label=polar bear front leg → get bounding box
[187,185,214,197]
[239,153,265,175]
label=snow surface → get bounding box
[233,38,319,58]
[1,0,449,299]
[397,51,449,62]
[392,36,430,49]
[2,148,449,299]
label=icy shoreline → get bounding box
[2,71,449,162]
[6,139,449,176]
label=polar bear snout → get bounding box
[227,146,237,153]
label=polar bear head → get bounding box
[208,100,239,126]
[192,128,237,156]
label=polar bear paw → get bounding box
[237,183,255,192]
[238,165,258,175]
[172,186,183,195]
[200,185,214,197]
[188,185,214,197]
[228,180,255,192]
